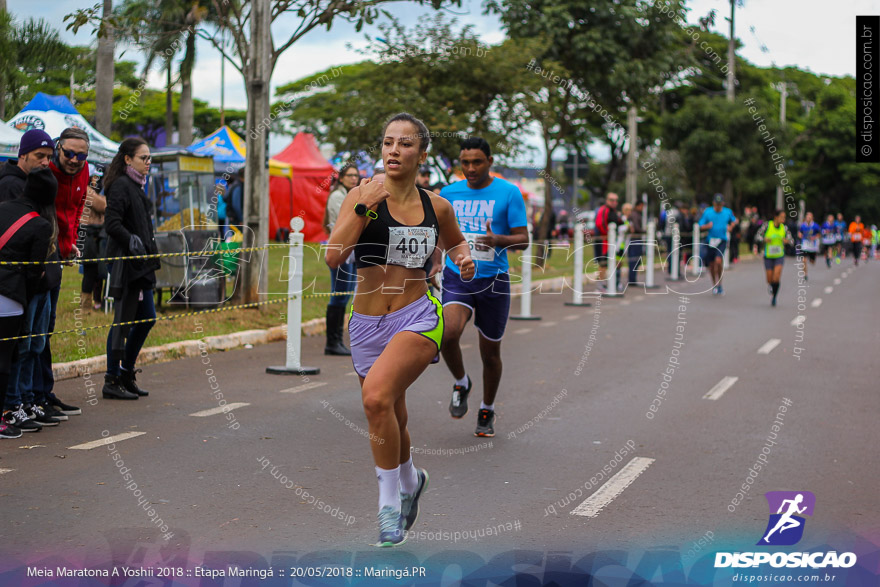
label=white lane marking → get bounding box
[703,376,739,400]
[280,381,327,394]
[834,278,841,285]
[345,371,357,376]
[757,339,781,355]
[565,315,580,321]
[824,286,833,294]
[69,431,146,451]
[635,295,645,301]
[620,300,631,306]
[842,272,848,278]
[571,457,656,517]
[189,403,250,417]
[790,315,806,326]
[0,468,14,475]
[461,344,473,349]
[514,328,532,334]
[811,298,822,308]
[541,321,558,327]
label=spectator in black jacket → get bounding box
[0,168,55,438]
[0,129,54,203]
[102,138,160,401]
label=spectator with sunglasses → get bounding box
[32,127,94,418]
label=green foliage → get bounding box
[274,15,537,163]
[792,81,880,219]
[663,94,776,204]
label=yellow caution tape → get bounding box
[0,290,357,343]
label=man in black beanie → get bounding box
[0,129,54,203]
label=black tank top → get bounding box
[355,187,439,274]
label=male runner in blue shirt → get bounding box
[440,137,529,437]
[697,194,737,295]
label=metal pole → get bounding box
[645,219,658,289]
[727,0,736,102]
[565,221,591,306]
[510,222,541,320]
[670,222,681,281]
[511,227,541,320]
[267,218,320,374]
[605,223,622,297]
[692,223,701,277]
[723,228,731,269]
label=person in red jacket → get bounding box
[37,127,92,417]
[593,192,621,292]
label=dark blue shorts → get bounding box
[702,239,727,263]
[441,267,511,341]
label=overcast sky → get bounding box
[11,0,867,110]
[8,0,870,163]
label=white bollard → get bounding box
[604,223,622,297]
[645,219,658,289]
[510,228,541,320]
[691,223,701,277]
[670,222,681,281]
[565,222,591,306]
[267,217,320,375]
[723,229,731,269]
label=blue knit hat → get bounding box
[18,128,54,158]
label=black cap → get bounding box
[23,167,58,207]
[713,193,724,204]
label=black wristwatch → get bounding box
[354,203,378,220]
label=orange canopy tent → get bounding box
[269,133,335,242]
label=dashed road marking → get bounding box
[0,468,14,475]
[757,339,781,355]
[461,344,473,349]
[791,315,806,326]
[824,286,833,294]
[834,278,842,284]
[620,300,631,306]
[811,298,822,308]
[571,457,656,517]
[541,321,558,327]
[703,376,739,401]
[69,431,146,451]
[280,382,327,394]
[190,403,250,417]
[345,371,357,376]
[635,295,645,301]
[514,328,533,334]
[565,315,580,321]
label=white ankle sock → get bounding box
[481,402,494,411]
[398,457,419,495]
[455,374,469,388]
[376,466,401,510]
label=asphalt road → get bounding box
[1,256,877,585]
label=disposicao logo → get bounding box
[758,490,815,546]
[715,491,857,570]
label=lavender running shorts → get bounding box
[349,291,444,378]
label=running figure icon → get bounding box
[762,494,807,543]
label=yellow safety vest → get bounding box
[765,223,786,259]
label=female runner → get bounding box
[326,113,474,546]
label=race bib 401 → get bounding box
[387,226,436,268]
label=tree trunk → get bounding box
[178,31,196,146]
[535,140,555,268]
[165,65,174,145]
[240,0,271,303]
[94,0,115,135]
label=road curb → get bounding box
[52,320,322,382]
